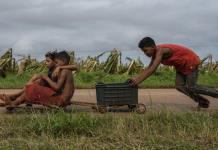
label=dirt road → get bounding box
[0,89,218,113]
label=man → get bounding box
[130,37,218,108]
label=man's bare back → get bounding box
[61,69,74,104]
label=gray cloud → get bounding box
[0,0,218,61]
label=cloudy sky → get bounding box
[0,0,218,61]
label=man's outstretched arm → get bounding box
[131,50,164,86]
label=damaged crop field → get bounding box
[0,48,218,89]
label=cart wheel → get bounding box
[64,105,72,113]
[91,105,98,111]
[98,106,107,113]
[136,104,146,114]
[128,105,136,111]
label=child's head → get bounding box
[138,37,156,57]
[45,51,57,69]
[54,51,70,67]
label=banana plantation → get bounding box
[0,48,218,78]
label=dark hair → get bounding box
[45,51,57,60]
[55,51,70,65]
[138,37,156,49]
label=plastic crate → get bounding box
[96,82,138,106]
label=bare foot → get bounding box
[0,94,5,106]
[0,94,12,106]
[0,94,5,100]
[0,94,16,101]
[0,103,5,106]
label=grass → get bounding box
[0,110,218,149]
[0,70,218,89]
[1,69,217,149]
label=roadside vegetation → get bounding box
[0,110,218,149]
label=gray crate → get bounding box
[96,82,138,106]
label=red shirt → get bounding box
[157,44,201,75]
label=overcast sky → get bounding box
[0,0,218,61]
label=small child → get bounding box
[5,51,75,108]
[0,51,57,104]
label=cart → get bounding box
[0,81,146,114]
[92,82,146,113]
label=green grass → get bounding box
[0,70,218,89]
[0,110,218,149]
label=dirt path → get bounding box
[0,89,218,113]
